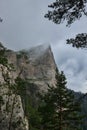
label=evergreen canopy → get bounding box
[39,69,82,130]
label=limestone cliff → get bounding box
[6,44,57,91]
[0,66,29,130]
[0,43,57,130]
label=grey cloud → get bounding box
[0,0,72,50]
[52,41,87,92]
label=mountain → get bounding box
[0,43,56,130]
[75,92,87,130]
[0,43,29,130]
[0,43,87,130]
[6,44,56,91]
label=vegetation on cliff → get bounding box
[0,43,29,130]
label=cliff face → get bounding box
[6,44,57,91]
[0,43,57,130]
[4,44,87,130]
[0,43,87,130]
[0,65,29,130]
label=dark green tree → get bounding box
[66,33,87,49]
[39,69,82,130]
[0,43,8,66]
[15,78,41,130]
[45,0,87,26]
[45,0,87,49]
[0,17,3,22]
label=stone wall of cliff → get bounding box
[6,44,57,92]
[0,64,29,130]
[0,43,57,130]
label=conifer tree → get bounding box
[39,68,82,130]
[45,0,87,49]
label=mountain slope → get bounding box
[0,43,87,130]
[0,43,57,130]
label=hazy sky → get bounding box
[0,0,87,93]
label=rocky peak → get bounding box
[0,64,29,130]
[27,44,51,61]
[0,43,57,130]
[5,44,57,91]
[19,44,57,91]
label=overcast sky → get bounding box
[0,0,87,93]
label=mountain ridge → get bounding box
[5,43,57,91]
[0,42,87,130]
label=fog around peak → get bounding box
[26,44,51,61]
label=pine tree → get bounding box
[45,0,87,26]
[45,0,87,49]
[39,68,82,130]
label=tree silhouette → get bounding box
[45,0,87,49]
[0,17,3,22]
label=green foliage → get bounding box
[67,33,87,49]
[17,50,28,60]
[26,100,41,130]
[0,43,85,130]
[16,53,23,59]
[0,17,3,22]
[38,68,83,130]
[0,50,8,66]
[15,77,41,130]
[0,43,5,48]
[45,0,87,26]
[0,96,4,107]
[45,0,87,49]
[15,77,26,95]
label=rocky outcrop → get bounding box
[0,43,57,130]
[6,44,57,92]
[0,64,29,130]
[0,43,87,130]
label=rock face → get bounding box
[0,43,87,130]
[0,43,57,130]
[0,65,29,130]
[6,44,57,91]
[26,44,56,91]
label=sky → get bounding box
[0,0,87,93]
